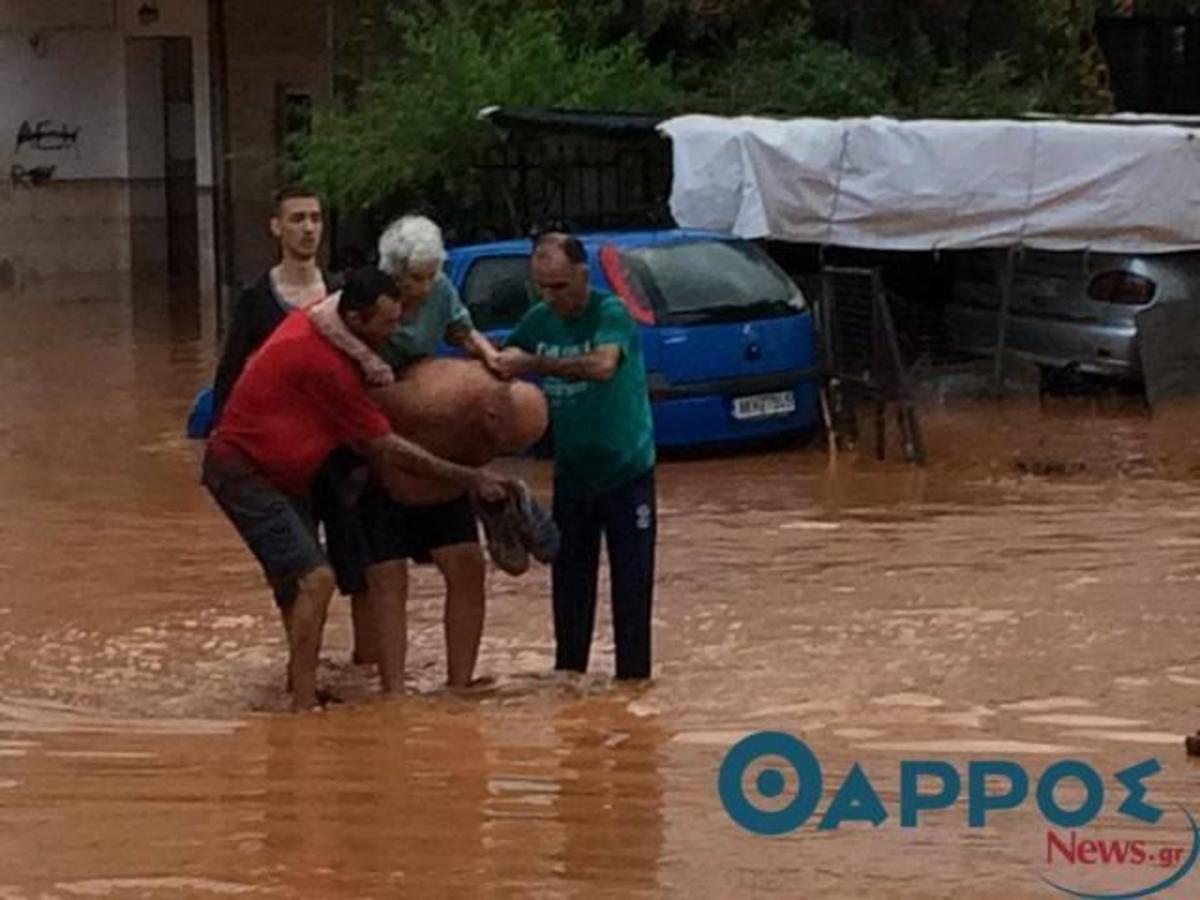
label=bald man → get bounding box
[307,216,517,692]
[368,356,547,505]
[350,355,547,692]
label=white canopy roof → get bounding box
[658,114,1200,254]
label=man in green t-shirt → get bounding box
[494,232,657,680]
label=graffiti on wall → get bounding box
[9,119,81,187]
[15,119,81,153]
[10,164,57,188]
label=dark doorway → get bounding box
[163,38,198,291]
[125,36,200,336]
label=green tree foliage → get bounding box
[799,0,1112,114]
[298,0,1127,211]
[675,19,896,117]
[298,0,676,207]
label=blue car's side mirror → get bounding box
[187,387,215,439]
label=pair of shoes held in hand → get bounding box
[477,479,560,576]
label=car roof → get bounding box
[447,228,733,262]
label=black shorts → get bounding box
[360,489,479,565]
[202,448,325,608]
[311,447,371,597]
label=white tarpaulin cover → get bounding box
[658,114,1200,253]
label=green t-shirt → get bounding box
[507,289,655,495]
[379,272,473,368]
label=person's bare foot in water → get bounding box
[447,675,498,695]
[285,670,343,709]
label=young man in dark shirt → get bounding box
[210,186,386,664]
[203,269,513,710]
[212,186,391,416]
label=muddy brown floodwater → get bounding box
[4,282,1200,899]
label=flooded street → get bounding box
[5,284,1200,899]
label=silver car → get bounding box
[944,248,1200,383]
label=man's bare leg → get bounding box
[288,566,336,711]
[367,560,408,693]
[278,603,295,643]
[350,591,378,665]
[431,543,486,688]
[279,603,295,691]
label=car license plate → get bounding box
[732,390,796,421]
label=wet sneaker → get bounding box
[477,490,531,576]
[447,675,500,696]
[476,480,560,575]
[513,480,560,564]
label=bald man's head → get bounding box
[531,233,590,318]
[485,379,548,453]
[533,231,586,263]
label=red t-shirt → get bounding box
[208,311,390,494]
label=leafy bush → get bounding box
[296,1,677,208]
[296,0,1121,218]
[682,23,896,118]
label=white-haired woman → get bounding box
[373,214,502,371]
[309,214,500,690]
[310,214,500,376]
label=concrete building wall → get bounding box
[0,27,130,284]
[0,0,115,30]
[0,0,336,334]
[0,0,215,298]
[222,0,331,286]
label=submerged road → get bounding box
[2,282,1200,897]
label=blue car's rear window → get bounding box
[460,255,532,330]
[615,240,800,324]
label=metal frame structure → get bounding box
[819,265,925,465]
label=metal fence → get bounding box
[331,130,672,264]
[472,135,672,240]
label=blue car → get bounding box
[446,229,819,449]
[189,229,820,448]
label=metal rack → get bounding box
[819,266,925,465]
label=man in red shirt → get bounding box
[203,268,512,710]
